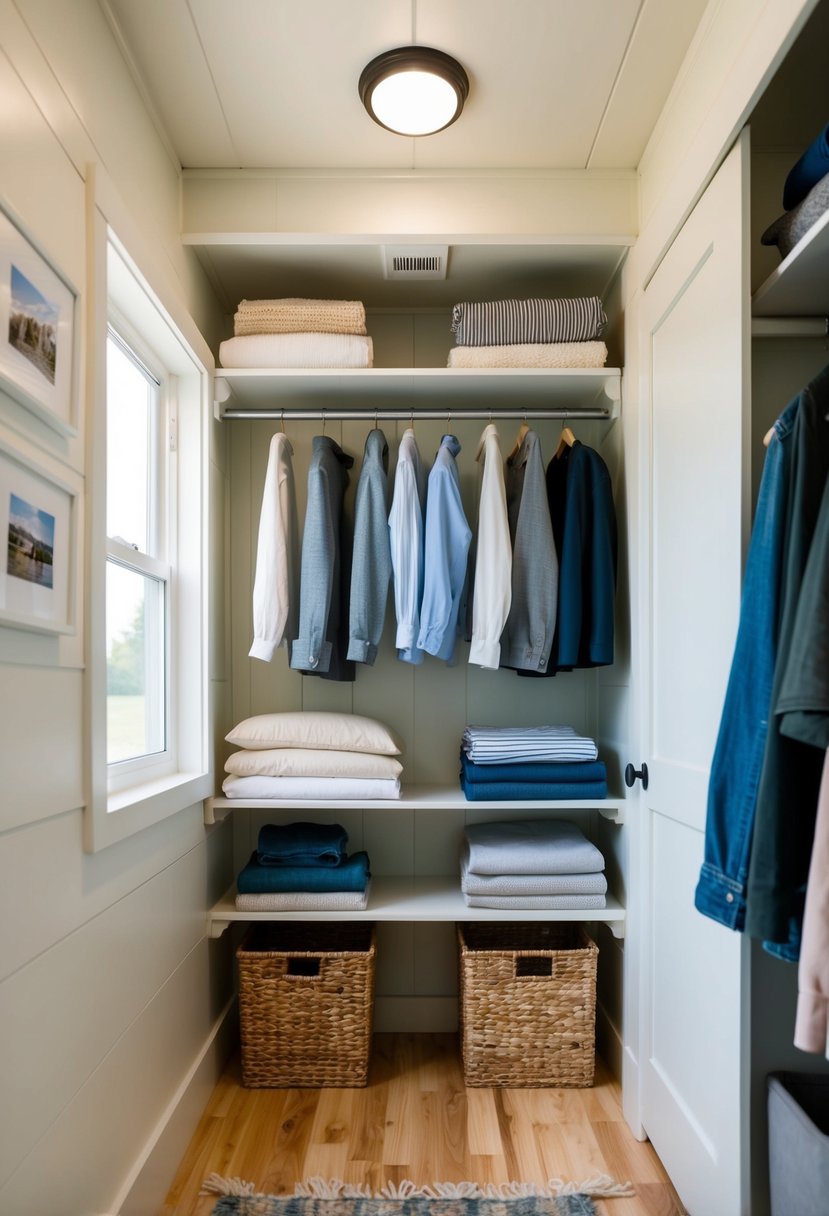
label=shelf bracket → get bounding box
[213,375,233,421]
[203,796,233,826]
[598,803,625,825]
[607,919,625,940]
[602,376,622,418]
[208,914,232,939]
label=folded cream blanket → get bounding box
[235,883,371,911]
[447,341,608,369]
[219,332,374,368]
[234,297,367,336]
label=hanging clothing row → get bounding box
[248,420,618,684]
[696,360,829,1057]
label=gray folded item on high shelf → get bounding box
[460,849,607,896]
[234,882,371,912]
[219,332,374,368]
[760,172,829,261]
[463,892,607,909]
[450,297,606,346]
[447,340,608,368]
[463,818,605,875]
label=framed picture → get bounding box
[0,439,76,635]
[0,203,78,436]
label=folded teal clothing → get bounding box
[460,774,607,801]
[237,850,370,894]
[256,820,348,867]
[460,752,606,784]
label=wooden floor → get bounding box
[163,1034,686,1216]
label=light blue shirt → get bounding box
[416,435,472,662]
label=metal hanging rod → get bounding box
[752,317,829,338]
[221,407,612,422]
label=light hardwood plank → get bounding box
[162,1034,687,1216]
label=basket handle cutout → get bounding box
[515,956,553,978]
[286,957,321,979]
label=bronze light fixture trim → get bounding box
[359,45,470,137]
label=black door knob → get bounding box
[624,762,649,790]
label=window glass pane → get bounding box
[106,560,165,763]
[106,334,153,553]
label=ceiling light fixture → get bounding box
[359,45,469,137]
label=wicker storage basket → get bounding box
[237,922,376,1087]
[457,922,598,1087]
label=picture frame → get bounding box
[0,202,78,436]
[0,438,76,635]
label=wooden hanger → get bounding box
[553,424,577,460]
[508,421,529,461]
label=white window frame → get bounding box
[85,185,211,852]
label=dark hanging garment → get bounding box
[290,435,356,682]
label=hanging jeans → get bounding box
[694,397,798,930]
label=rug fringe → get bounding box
[201,1172,259,1196]
[290,1175,635,1200]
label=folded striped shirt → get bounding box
[450,297,606,347]
[462,724,598,763]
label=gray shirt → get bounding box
[347,428,391,664]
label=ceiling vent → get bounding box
[382,244,449,280]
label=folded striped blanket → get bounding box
[447,340,608,368]
[219,332,374,368]
[234,297,367,336]
[462,725,598,763]
[450,297,606,347]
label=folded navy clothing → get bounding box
[237,850,370,894]
[256,820,348,867]
[783,122,829,210]
[460,774,607,801]
[460,752,606,785]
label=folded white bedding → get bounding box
[235,882,371,911]
[447,341,608,368]
[221,774,401,800]
[460,851,607,895]
[219,333,374,368]
[225,746,402,780]
[462,892,607,909]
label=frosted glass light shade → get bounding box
[359,46,469,137]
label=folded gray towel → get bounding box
[463,818,605,875]
[761,172,829,261]
[460,850,607,895]
[463,892,607,909]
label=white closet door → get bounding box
[638,132,750,1216]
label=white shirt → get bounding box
[248,432,300,662]
[388,428,428,664]
[469,424,512,668]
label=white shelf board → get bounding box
[207,876,626,938]
[214,366,621,415]
[752,206,829,317]
[203,787,625,825]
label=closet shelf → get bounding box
[213,367,621,418]
[203,790,625,826]
[207,877,626,939]
[752,205,829,317]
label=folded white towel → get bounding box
[221,774,401,800]
[235,883,371,912]
[219,332,374,368]
[447,341,608,368]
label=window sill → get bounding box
[85,769,212,852]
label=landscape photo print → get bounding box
[0,204,77,434]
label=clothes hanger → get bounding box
[508,416,529,461]
[553,421,577,460]
[475,408,494,460]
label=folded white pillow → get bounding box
[225,711,403,755]
[225,746,403,780]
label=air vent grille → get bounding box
[382,245,449,280]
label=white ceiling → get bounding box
[102,0,710,172]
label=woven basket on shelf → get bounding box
[457,921,598,1088]
[236,922,376,1088]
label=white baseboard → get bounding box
[115,997,237,1215]
[596,996,622,1080]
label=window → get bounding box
[105,326,171,776]
[85,224,211,852]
